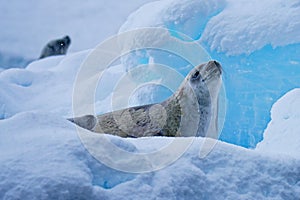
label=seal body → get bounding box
[39,35,71,59]
[69,60,222,137]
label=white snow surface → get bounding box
[256,89,300,159]
[202,0,300,55]
[0,51,300,199]
[1,112,300,199]
[0,52,86,119]
[120,0,226,40]
[121,0,300,55]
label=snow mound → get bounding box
[0,50,129,119]
[0,51,32,69]
[0,112,137,199]
[0,51,87,119]
[202,0,300,55]
[121,0,300,55]
[1,111,300,199]
[120,0,226,40]
[256,89,300,159]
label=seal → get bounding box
[39,35,71,59]
[69,60,222,137]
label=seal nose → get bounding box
[212,60,222,74]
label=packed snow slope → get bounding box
[1,112,300,199]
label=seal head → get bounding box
[39,35,71,59]
[179,60,222,137]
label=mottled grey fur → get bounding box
[68,61,222,138]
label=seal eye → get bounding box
[191,70,200,81]
[60,42,65,47]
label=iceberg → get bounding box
[119,0,300,148]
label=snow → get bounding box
[0,47,299,199]
[121,0,300,55]
[0,52,86,119]
[120,0,226,40]
[1,0,300,199]
[1,111,300,199]
[256,88,300,159]
[202,0,300,55]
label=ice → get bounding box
[118,0,300,148]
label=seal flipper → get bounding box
[68,115,97,131]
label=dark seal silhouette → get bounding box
[39,35,71,59]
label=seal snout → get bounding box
[63,35,71,46]
[208,60,222,75]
